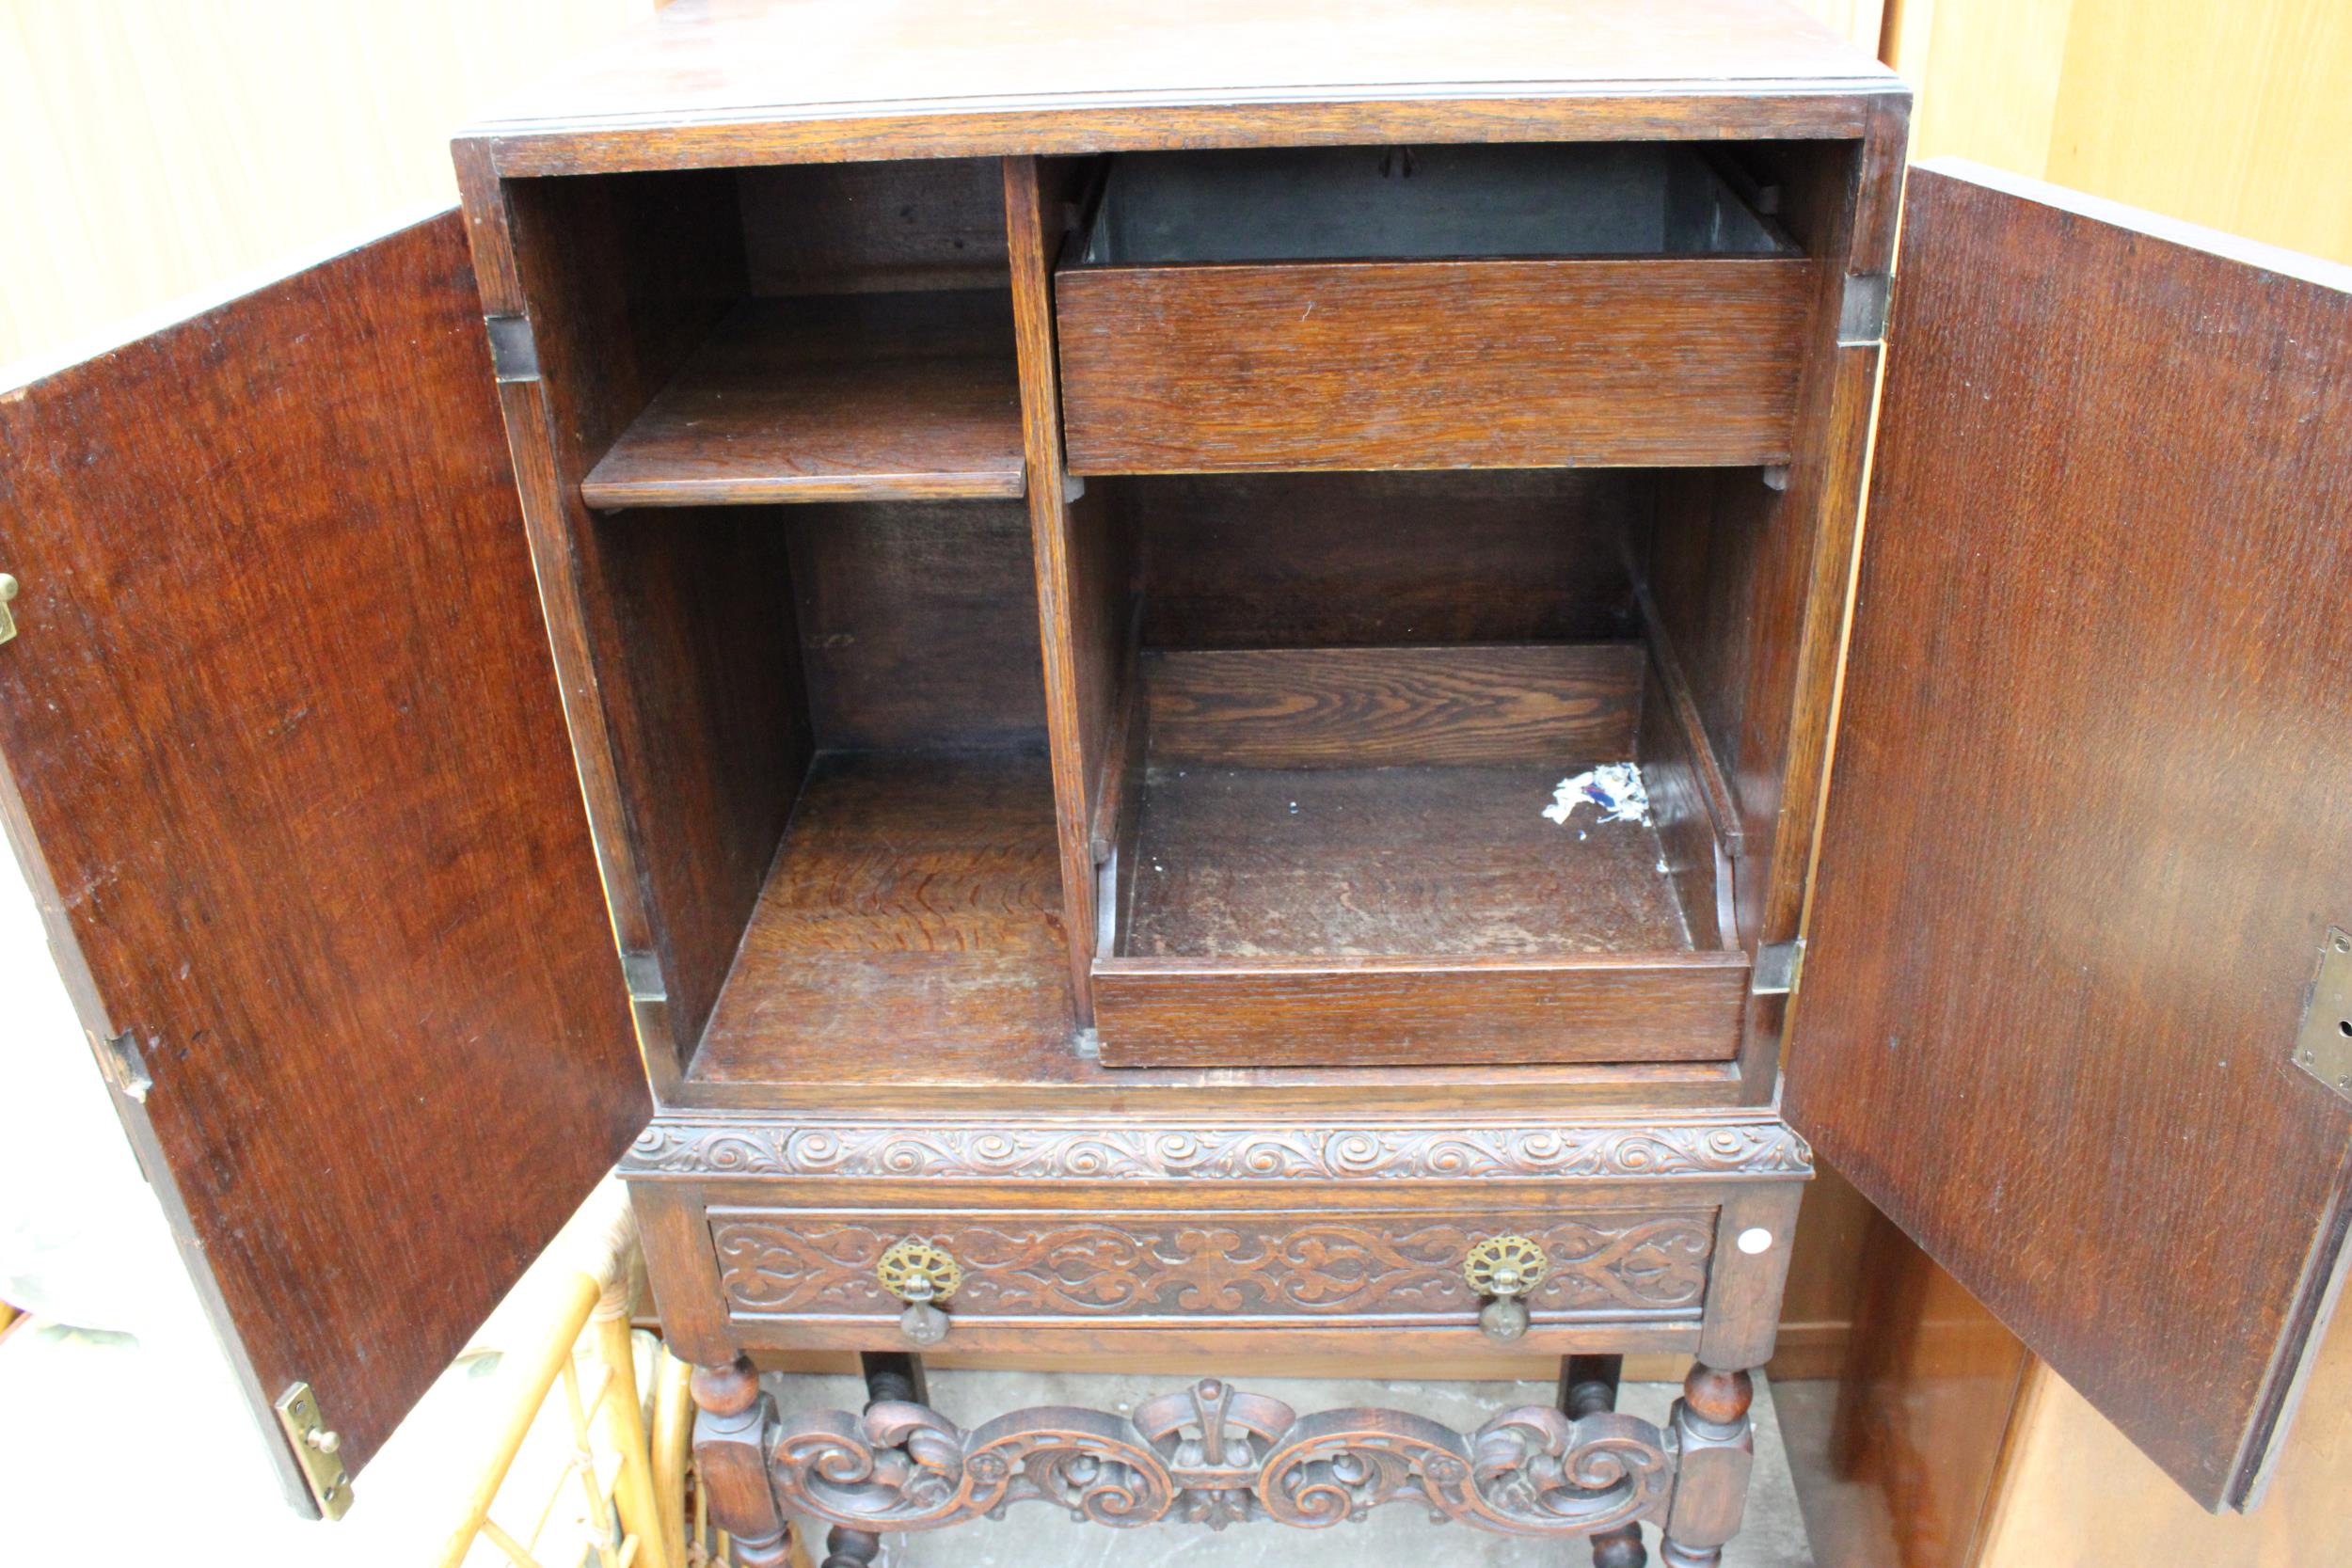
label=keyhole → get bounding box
[2337,1019,2351,1037]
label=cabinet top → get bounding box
[460,0,1903,177]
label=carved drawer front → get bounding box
[706,1207,1716,1328]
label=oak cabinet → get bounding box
[2,1,2347,1559]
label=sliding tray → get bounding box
[1056,144,1814,475]
[1089,642,1751,1068]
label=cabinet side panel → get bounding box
[498,170,814,1074]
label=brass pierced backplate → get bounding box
[876,1238,962,1303]
[1462,1234,1549,1298]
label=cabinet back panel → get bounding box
[785,499,1050,753]
[740,157,1011,296]
[1128,470,1642,649]
[508,168,749,469]
[1082,144,1792,264]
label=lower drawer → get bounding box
[706,1206,1717,1340]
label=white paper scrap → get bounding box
[1544,762,1653,829]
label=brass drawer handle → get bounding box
[877,1239,961,1345]
[1463,1234,1549,1341]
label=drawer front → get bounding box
[707,1207,1715,1326]
[1056,257,1815,474]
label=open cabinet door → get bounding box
[1788,161,2352,1513]
[0,213,644,1513]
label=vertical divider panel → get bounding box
[1005,154,1127,1024]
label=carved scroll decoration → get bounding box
[628,1118,1812,1182]
[770,1378,1675,1538]
[710,1212,1712,1318]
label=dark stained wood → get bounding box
[1093,952,1750,1068]
[782,499,1048,753]
[1143,645,1642,769]
[494,167,815,1077]
[739,157,1010,296]
[1644,123,1902,1106]
[1631,581,1743,863]
[691,750,1073,1079]
[1007,155,1129,1022]
[707,1205,1716,1324]
[691,1357,794,1566]
[580,292,1024,507]
[1789,164,2352,1511]
[460,0,1898,175]
[1131,470,1642,650]
[1641,665,1739,953]
[1120,762,1692,960]
[1057,257,1816,474]
[0,213,644,1497]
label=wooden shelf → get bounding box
[690,749,1073,1080]
[581,290,1025,509]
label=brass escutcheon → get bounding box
[1462,1234,1549,1298]
[877,1238,963,1305]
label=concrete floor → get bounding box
[771,1370,1813,1567]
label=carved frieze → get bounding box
[770,1377,1677,1537]
[627,1118,1810,1183]
[709,1211,1714,1319]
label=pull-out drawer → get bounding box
[1055,144,1815,475]
[706,1205,1717,1349]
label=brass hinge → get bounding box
[2293,927,2352,1104]
[485,314,541,382]
[1837,274,1892,346]
[0,572,20,645]
[273,1382,353,1519]
[94,1028,152,1101]
[1753,939,1805,998]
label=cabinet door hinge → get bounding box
[2293,927,2352,1104]
[1837,274,1892,346]
[94,1028,152,1101]
[272,1382,353,1520]
[485,314,541,382]
[1753,939,1805,997]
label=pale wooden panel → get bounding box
[1787,0,1887,52]
[1887,0,2352,265]
[1978,1315,2352,1564]
[1886,0,2079,179]
[2045,0,2352,265]
[0,0,654,366]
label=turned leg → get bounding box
[821,1527,883,1567]
[689,1355,793,1568]
[1562,1356,1648,1568]
[1661,1364,1755,1568]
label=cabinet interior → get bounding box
[496,138,1851,1096]
[1076,143,1799,264]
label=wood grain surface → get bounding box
[462,0,1896,173]
[783,499,1048,753]
[1129,470,1642,650]
[0,213,644,1494]
[691,750,1073,1078]
[1058,258,1815,473]
[1142,645,1643,769]
[1788,163,2352,1511]
[1093,951,1750,1068]
[580,291,1024,506]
